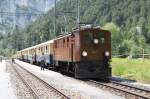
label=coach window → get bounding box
[43,46,46,54]
[63,39,65,48]
[65,38,67,47]
[60,40,62,48]
[55,42,57,48]
[41,47,42,52]
[59,40,61,48]
[56,41,58,48]
[60,40,61,48]
[67,38,69,47]
[66,38,67,47]
[62,39,63,48]
[61,40,62,48]
[39,47,40,52]
[57,41,59,48]
[45,46,47,53]
[57,40,59,48]
[42,46,46,54]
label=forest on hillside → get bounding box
[0,0,150,56]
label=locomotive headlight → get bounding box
[105,51,110,56]
[94,39,99,44]
[82,51,88,56]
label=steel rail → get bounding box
[14,62,70,99]
[90,80,150,99]
[111,81,150,93]
[10,62,40,99]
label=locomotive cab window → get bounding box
[84,32,93,43]
[93,32,105,45]
[98,33,105,44]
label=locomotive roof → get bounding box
[53,26,102,41]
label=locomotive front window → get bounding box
[85,32,93,42]
[97,33,105,44]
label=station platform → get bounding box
[0,60,17,99]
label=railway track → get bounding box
[11,62,70,99]
[6,61,38,99]
[9,60,150,99]
[11,62,40,99]
[90,80,150,99]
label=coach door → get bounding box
[71,35,75,62]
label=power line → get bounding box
[77,0,80,26]
[0,11,44,16]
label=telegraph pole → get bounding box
[54,0,57,36]
[77,0,80,27]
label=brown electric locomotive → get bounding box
[53,25,111,80]
[17,25,111,80]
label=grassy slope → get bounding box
[111,58,150,83]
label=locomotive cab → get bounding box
[74,27,111,80]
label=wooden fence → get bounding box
[113,54,150,59]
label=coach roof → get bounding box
[19,40,54,52]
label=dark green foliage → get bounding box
[0,0,150,56]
